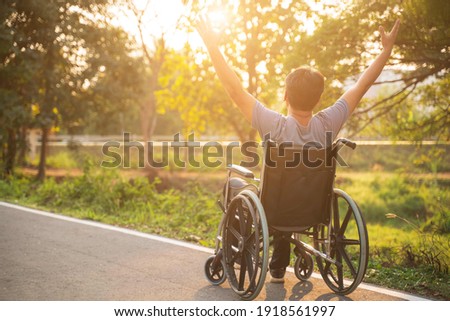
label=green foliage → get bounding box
[365,264,449,300]
[0,176,31,199]
[43,152,79,170]
[366,221,449,299]
[381,76,450,141]
[156,46,223,136]
[341,173,449,232]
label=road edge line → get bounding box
[0,201,214,255]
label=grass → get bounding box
[365,224,449,299]
[1,153,449,300]
[29,151,81,170]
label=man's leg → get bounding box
[269,231,292,283]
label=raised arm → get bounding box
[341,19,400,114]
[195,16,256,123]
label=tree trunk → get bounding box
[17,126,28,166]
[140,92,158,177]
[140,36,164,176]
[140,93,157,143]
[37,127,49,181]
[37,37,55,181]
[4,128,17,176]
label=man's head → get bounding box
[284,67,324,111]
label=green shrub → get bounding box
[0,176,32,199]
[339,174,449,233]
[46,151,79,169]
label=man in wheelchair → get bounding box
[196,16,400,297]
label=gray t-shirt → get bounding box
[252,99,350,147]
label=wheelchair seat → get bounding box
[260,140,336,231]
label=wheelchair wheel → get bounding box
[222,190,269,300]
[204,254,227,286]
[294,251,314,281]
[314,189,369,295]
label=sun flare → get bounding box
[207,10,228,32]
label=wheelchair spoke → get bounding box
[339,247,357,278]
[333,196,341,231]
[336,249,344,290]
[245,231,255,244]
[331,273,339,285]
[327,268,339,285]
[238,252,248,290]
[245,207,256,232]
[341,238,360,246]
[245,230,260,255]
[230,252,240,264]
[210,266,223,278]
[228,225,242,240]
[339,207,352,236]
[236,202,247,235]
[245,241,257,260]
[323,248,336,275]
[244,251,256,281]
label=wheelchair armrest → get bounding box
[227,164,255,179]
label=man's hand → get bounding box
[195,15,220,48]
[379,19,400,52]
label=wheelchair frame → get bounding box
[204,138,369,300]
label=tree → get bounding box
[70,25,148,136]
[0,0,147,178]
[0,1,39,175]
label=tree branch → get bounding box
[351,83,417,136]
[354,81,418,116]
[373,68,438,85]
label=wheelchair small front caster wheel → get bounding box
[204,255,227,285]
[294,252,314,281]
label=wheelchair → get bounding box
[204,138,369,300]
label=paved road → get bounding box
[0,203,426,301]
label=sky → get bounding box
[113,0,194,50]
[114,0,352,52]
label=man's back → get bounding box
[252,99,350,146]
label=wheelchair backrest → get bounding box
[259,140,336,231]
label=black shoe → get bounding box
[269,268,286,283]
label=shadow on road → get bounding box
[194,280,353,301]
[287,281,313,301]
[194,285,239,301]
[315,293,353,301]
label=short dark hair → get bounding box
[285,67,324,111]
